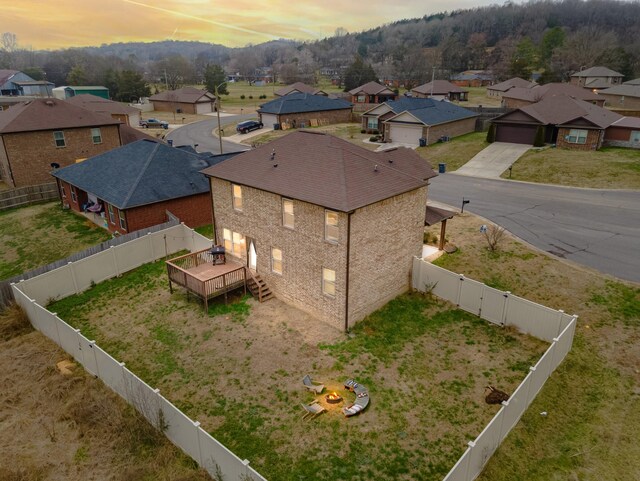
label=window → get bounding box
[566,129,587,144]
[232,184,242,211]
[223,228,245,258]
[53,131,65,148]
[91,128,102,144]
[322,268,336,297]
[325,210,339,242]
[631,131,640,143]
[271,248,282,274]
[71,187,77,203]
[119,210,127,230]
[282,199,294,229]
[367,117,378,130]
[61,185,66,198]
[357,95,365,103]
[107,204,115,224]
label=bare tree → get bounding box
[482,224,506,252]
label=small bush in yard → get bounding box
[0,302,32,341]
[240,94,245,99]
[482,224,506,252]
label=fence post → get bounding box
[147,232,155,262]
[51,311,62,347]
[556,309,565,337]
[464,441,475,479]
[243,459,251,477]
[194,421,204,465]
[90,340,100,378]
[501,291,511,327]
[68,262,79,294]
[456,274,464,306]
[110,246,120,276]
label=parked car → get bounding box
[236,120,263,134]
[139,118,169,129]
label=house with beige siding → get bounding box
[201,131,437,330]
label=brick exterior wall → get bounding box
[152,101,197,114]
[210,178,429,330]
[0,136,10,184]
[210,178,348,329]
[422,117,477,143]
[276,108,352,127]
[1,125,121,188]
[502,98,533,109]
[556,127,603,150]
[600,94,640,110]
[604,127,640,149]
[348,186,427,324]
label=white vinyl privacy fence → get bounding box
[11,223,266,481]
[412,258,577,481]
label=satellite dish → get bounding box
[50,162,60,169]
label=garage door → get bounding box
[261,113,279,129]
[196,102,213,114]
[495,124,537,144]
[389,124,422,145]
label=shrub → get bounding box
[486,124,496,143]
[533,125,545,147]
[360,129,366,134]
[0,302,31,341]
[249,95,253,99]
[369,135,380,142]
[240,94,245,100]
[482,224,506,252]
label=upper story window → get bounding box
[325,210,339,243]
[53,131,66,148]
[232,184,243,211]
[356,95,365,103]
[70,187,77,203]
[91,128,102,144]
[282,199,294,229]
[566,129,587,144]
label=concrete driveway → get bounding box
[454,142,531,178]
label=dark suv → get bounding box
[139,118,169,129]
[236,120,263,134]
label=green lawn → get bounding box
[48,258,546,481]
[502,146,640,188]
[0,202,111,280]
[417,132,489,171]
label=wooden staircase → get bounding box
[246,270,274,302]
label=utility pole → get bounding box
[430,66,436,98]
[215,82,227,154]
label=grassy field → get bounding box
[47,260,547,481]
[0,202,111,280]
[502,145,640,188]
[424,213,640,481]
[0,304,211,481]
[417,131,488,171]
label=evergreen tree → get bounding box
[204,64,228,95]
[533,125,545,147]
[343,56,378,92]
[486,124,496,143]
[117,70,150,102]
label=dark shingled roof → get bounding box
[201,131,437,212]
[385,98,478,125]
[52,139,239,209]
[119,124,158,145]
[349,81,393,96]
[502,83,602,103]
[150,86,216,103]
[412,80,467,95]
[257,93,352,115]
[66,94,139,115]
[0,98,121,134]
[571,66,623,78]
[488,77,536,92]
[598,84,640,98]
[0,69,19,85]
[623,78,640,86]
[425,205,456,226]
[274,82,325,96]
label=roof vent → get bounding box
[45,100,54,106]
[270,149,276,161]
[388,158,393,163]
[374,164,378,172]
[273,163,278,168]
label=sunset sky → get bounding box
[3,0,498,50]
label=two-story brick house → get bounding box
[201,131,437,330]
[0,98,122,187]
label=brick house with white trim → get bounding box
[201,131,438,330]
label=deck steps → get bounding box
[246,272,274,302]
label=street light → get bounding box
[214,82,227,154]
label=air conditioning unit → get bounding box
[62,202,70,210]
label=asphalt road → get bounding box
[166,114,252,154]
[429,174,640,283]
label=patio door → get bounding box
[247,239,257,271]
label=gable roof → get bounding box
[598,84,640,99]
[610,116,640,129]
[274,82,325,96]
[349,81,393,96]
[0,98,121,134]
[119,124,158,145]
[201,131,437,212]
[0,69,19,85]
[412,80,467,95]
[571,66,624,78]
[502,83,602,103]
[500,96,622,128]
[384,97,478,125]
[623,78,640,86]
[488,77,536,92]
[65,94,139,116]
[150,87,216,104]
[258,93,352,115]
[52,139,240,209]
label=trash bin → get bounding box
[274,123,281,130]
[438,163,446,174]
[167,139,173,147]
[419,137,427,147]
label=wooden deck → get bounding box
[166,249,247,312]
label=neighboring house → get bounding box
[201,130,438,330]
[450,70,493,87]
[570,66,624,90]
[486,77,536,98]
[149,87,217,114]
[0,69,53,97]
[362,97,478,146]
[274,82,329,97]
[257,93,352,129]
[0,98,122,188]
[603,116,640,149]
[623,78,640,86]
[52,86,110,100]
[119,124,159,145]
[349,81,397,105]
[65,94,141,126]
[501,83,604,108]
[491,95,622,150]
[52,139,239,234]
[411,80,468,101]
[597,84,640,110]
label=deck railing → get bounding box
[166,249,246,310]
